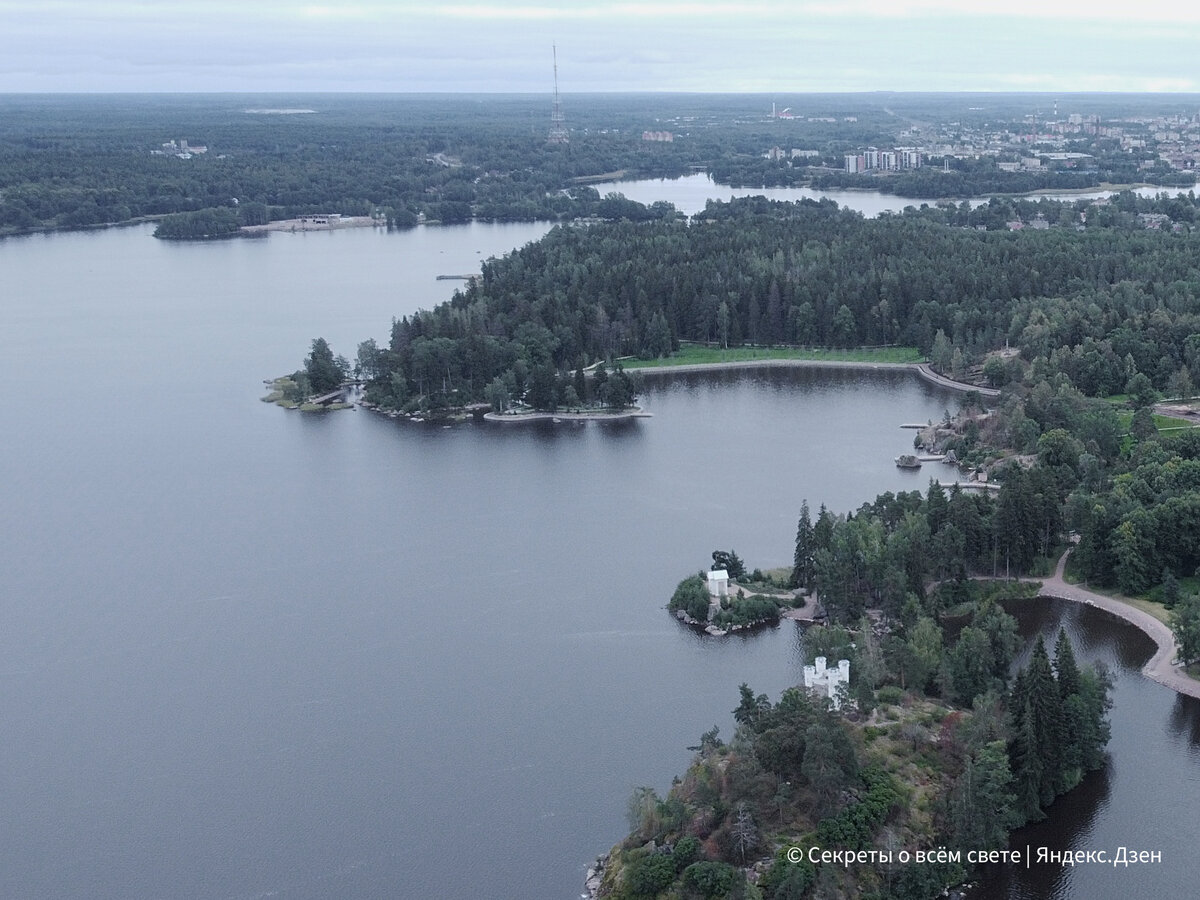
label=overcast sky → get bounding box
[2,1,1199,93]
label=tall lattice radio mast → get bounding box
[547,45,569,145]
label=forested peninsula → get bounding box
[336,189,1200,596]
[314,189,1200,898]
[591,616,1111,900]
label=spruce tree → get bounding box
[1010,704,1045,822]
[1054,630,1086,782]
[1053,629,1081,699]
[1162,569,1181,608]
[1024,636,1066,804]
[792,501,814,590]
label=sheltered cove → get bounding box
[632,355,1197,701]
[365,357,1192,701]
[1032,549,1200,700]
[627,356,1001,398]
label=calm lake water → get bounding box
[1,201,1197,899]
[587,172,1194,218]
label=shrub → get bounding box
[669,575,712,621]
[680,860,737,898]
[623,850,676,897]
[672,836,702,871]
[876,686,904,705]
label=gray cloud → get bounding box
[1,1,1198,91]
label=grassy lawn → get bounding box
[1061,566,1174,625]
[1148,575,1200,605]
[1111,594,1172,626]
[1114,410,1195,432]
[621,344,925,369]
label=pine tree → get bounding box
[1162,569,1181,609]
[730,802,758,864]
[813,503,835,552]
[1075,664,1114,772]
[948,740,1017,849]
[925,481,948,536]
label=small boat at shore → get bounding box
[895,454,922,469]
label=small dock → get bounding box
[309,388,348,405]
[308,380,360,406]
[899,423,928,429]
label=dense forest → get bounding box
[599,464,1120,898]
[152,206,242,239]
[2,93,1194,234]
[347,190,1200,408]
[0,94,695,232]
[599,552,1112,899]
[807,156,1194,200]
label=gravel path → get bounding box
[627,357,1001,398]
[1038,548,1200,699]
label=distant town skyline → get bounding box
[2,1,1199,94]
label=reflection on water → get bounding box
[972,598,1200,899]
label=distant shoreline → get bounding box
[483,407,651,423]
[241,216,378,233]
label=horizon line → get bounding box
[4,88,1200,97]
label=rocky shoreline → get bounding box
[483,407,652,423]
[583,854,608,899]
[672,607,778,635]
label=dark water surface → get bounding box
[972,599,1200,899]
[2,222,1197,898]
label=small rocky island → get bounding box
[668,552,813,634]
[262,338,354,411]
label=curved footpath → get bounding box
[913,362,1001,397]
[629,357,1000,398]
[1038,549,1200,700]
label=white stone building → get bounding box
[803,656,850,709]
[707,569,729,599]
